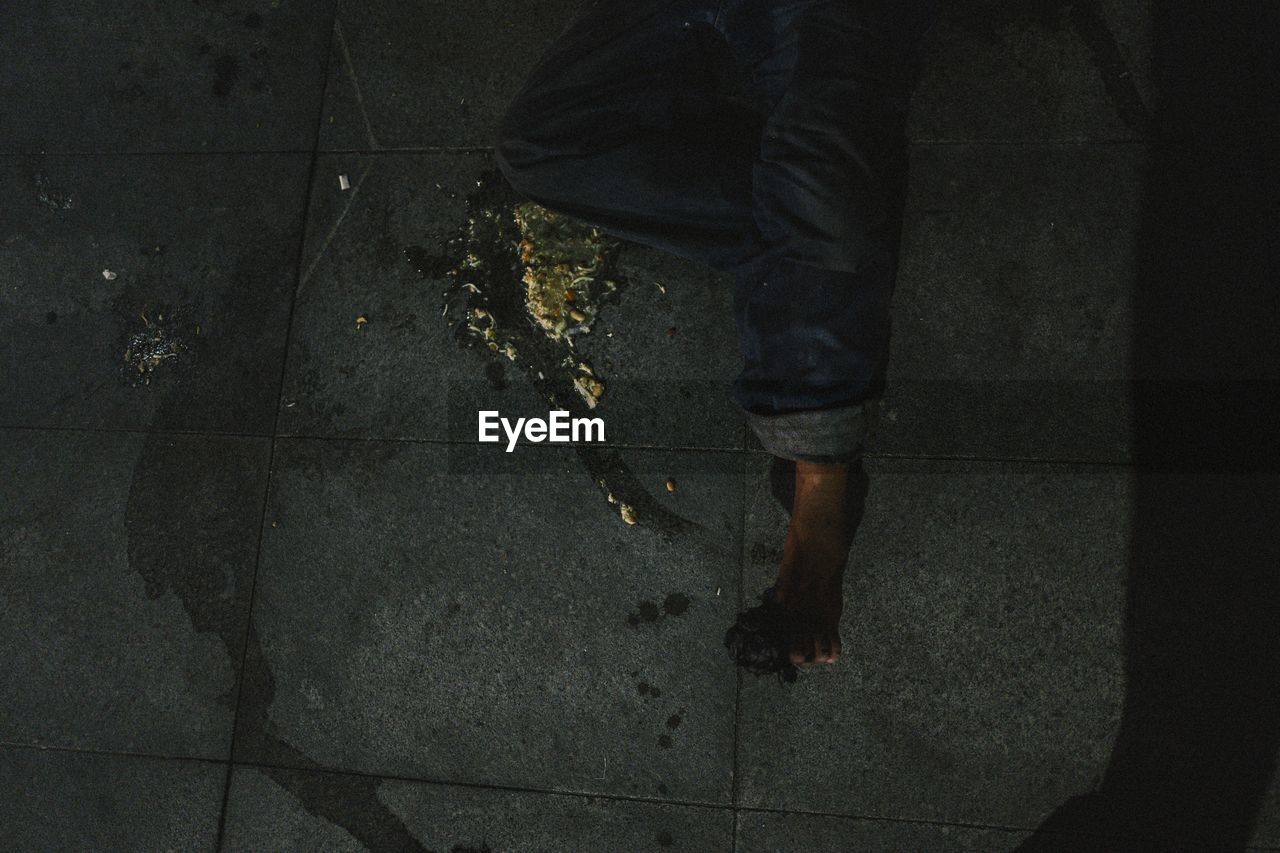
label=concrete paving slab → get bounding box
[736,455,1129,827]
[233,439,742,804]
[223,764,733,851]
[318,0,582,150]
[0,747,222,851]
[910,0,1153,142]
[0,428,268,757]
[878,142,1142,462]
[0,0,337,154]
[284,151,745,449]
[0,153,310,433]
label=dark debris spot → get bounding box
[212,54,239,99]
[34,173,76,210]
[243,11,263,28]
[46,311,57,324]
[657,830,674,846]
[662,591,690,616]
[484,360,508,391]
[666,714,681,729]
[636,681,662,698]
[116,302,203,388]
[657,734,672,749]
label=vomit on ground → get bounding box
[405,169,700,535]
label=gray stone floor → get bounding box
[3,1,1278,851]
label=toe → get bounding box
[789,635,814,666]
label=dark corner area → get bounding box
[1,1,1277,852]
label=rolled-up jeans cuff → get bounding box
[745,399,881,464]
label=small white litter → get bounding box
[338,174,351,190]
[102,269,117,281]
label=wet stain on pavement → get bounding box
[483,360,507,390]
[121,340,429,848]
[627,592,693,627]
[723,586,799,683]
[657,830,674,846]
[212,54,240,99]
[636,681,662,698]
[662,592,689,616]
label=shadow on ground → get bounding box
[1018,2,1280,850]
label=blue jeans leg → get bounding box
[496,0,934,461]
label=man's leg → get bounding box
[719,0,935,664]
[494,0,767,274]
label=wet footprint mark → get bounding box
[627,592,691,627]
[724,586,799,683]
[656,707,685,749]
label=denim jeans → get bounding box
[494,0,938,462]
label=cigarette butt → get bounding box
[338,174,351,190]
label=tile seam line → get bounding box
[0,422,1166,469]
[734,801,1200,848]
[226,755,1134,842]
[21,138,1151,158]
[17,138,1280,157]
[0,739,1270,849]
[729,450,748,851]
[0,740,229,767]
[236,757,738,815]
[295,139,1156,154]
[332,16,380,150]
[1,149,320,157]
[267,432,1147,469]
[213,0,340,845]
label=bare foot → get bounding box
[774,460,852,665]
